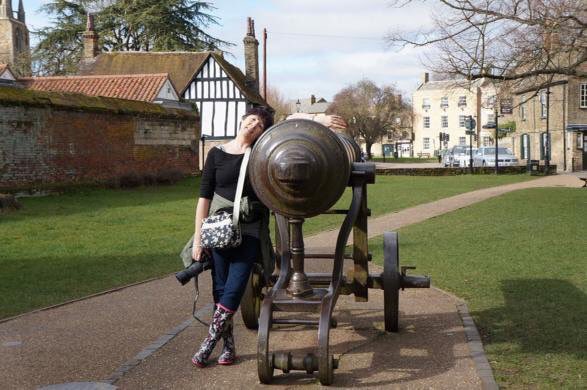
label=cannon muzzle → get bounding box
[250,119,364,218]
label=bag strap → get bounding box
[232,147,251,226]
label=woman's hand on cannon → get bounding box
[286,113,347,130]
[317,115,347,130]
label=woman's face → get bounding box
[240,114,265,140]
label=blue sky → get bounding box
[22,0,432,101]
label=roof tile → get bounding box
[19,74,170,102]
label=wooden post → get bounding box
[352,183,369,301]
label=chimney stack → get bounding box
[82,13,100,60]
[421,72,429,85]
[310,94,316,105]
[243,17,260,93]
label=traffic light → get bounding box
[439,132,450,142]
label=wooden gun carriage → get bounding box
[240,119,430,385]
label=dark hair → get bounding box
[244,106,274,131]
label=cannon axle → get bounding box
[271,352,338,374]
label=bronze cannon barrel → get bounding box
[249,119,361,218]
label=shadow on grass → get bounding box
[474,279,586,358]
[0,252,180,320]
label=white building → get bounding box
[412,73,505,157]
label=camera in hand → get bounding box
[175,253,212,285]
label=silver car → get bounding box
[473,147,519,167]
[451,146,477,167]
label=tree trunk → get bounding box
[366,143,373,160]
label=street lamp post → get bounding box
[545,86,551,173]
[296,99,301,113]
[494,106,499,175]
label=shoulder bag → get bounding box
[200,147,251,249]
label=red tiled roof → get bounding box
[19,73,171,102]
[79,51,270,107]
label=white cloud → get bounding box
[24,0,433,100]
[210,0,433,100]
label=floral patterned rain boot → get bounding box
[217,317,236,365]
[192,305,234,367]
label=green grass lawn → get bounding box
[0,174,532,319]
[304,174,533,235]
[368,188,586,388]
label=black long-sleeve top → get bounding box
[199,147,258,201]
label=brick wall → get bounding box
[0,90,199,190]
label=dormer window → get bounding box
[458,96,467,107]
[422,98,431,110]
[440,96,449,108]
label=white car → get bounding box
[451,146,477,167]
[473,147,519,167]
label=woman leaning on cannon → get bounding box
[190,107,347,368]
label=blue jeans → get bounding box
[211,236,260,312]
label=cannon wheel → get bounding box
[318,302,334,385]
[257,299,274,383]
[383,231,400,332]
[241,265,264,329]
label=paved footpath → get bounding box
[1,173,583,390]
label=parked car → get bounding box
[451,146,477,167]
[472,147,519,167]
[440,149,452,167]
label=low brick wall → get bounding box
[0,87,200,191]
[376,165,557,176]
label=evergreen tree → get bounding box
[33,0,230,75]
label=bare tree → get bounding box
[329,79,406,158]
[387,0,586,90]
[263,85,290,123]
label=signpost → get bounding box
[465,116,476,174]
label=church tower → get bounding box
[0,0,31,76]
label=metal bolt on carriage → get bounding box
[239,119,430,385]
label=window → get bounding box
[577,133,584,149]
[540,132,550,160]
[422,98,431,110]
[440,96,449,108]
[580,83,587,108]
[387,131,394,141]
[458,96,467,107]
[423,137,430,149]
[459,115,466,127]
[521,134,530,159]
[520,95,527,121]
[540,90,548,118]
[459,136,466,146]
[482,136,492,146]
[423,116,430,128]
[441,116,448,128]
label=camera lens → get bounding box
[175,260,210,285]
